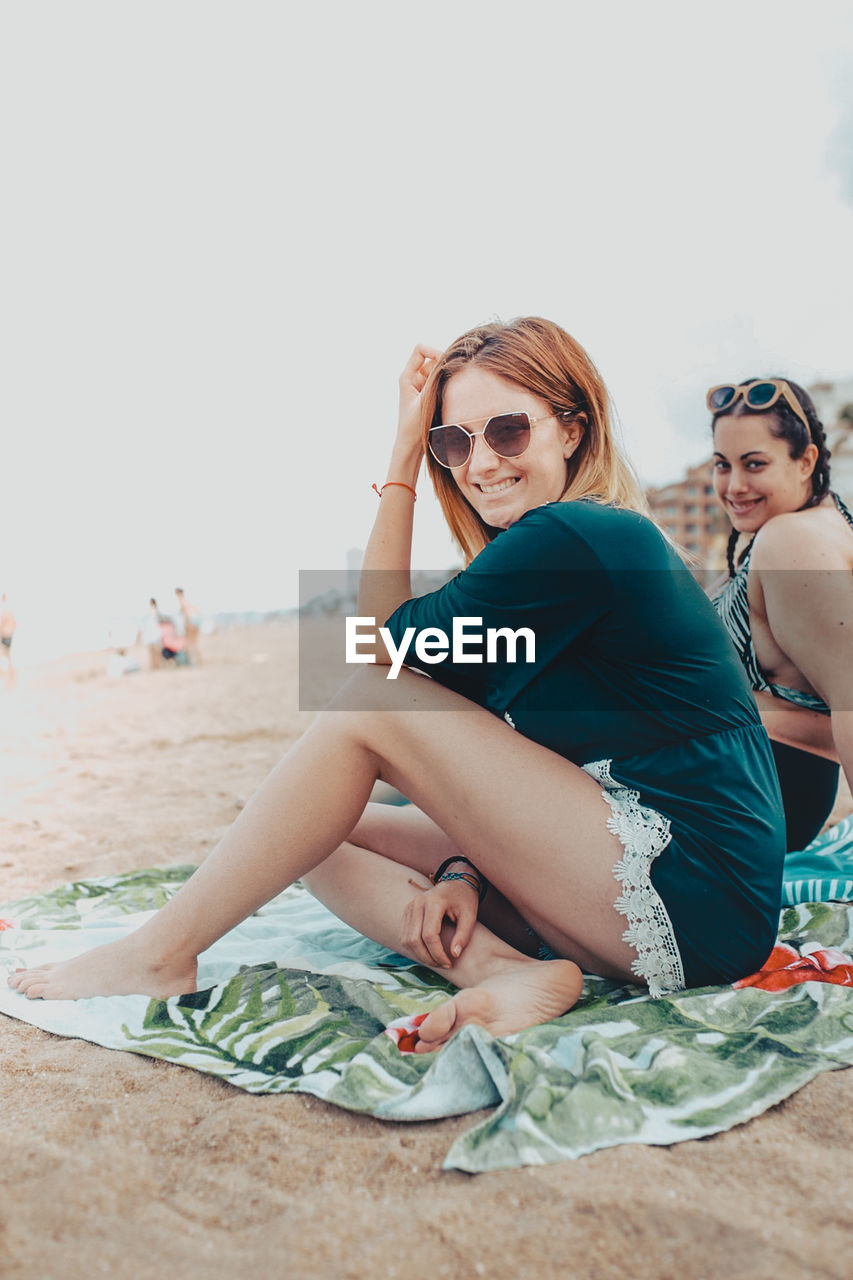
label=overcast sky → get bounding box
[3,1,853,660]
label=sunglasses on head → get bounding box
[428,410,558,470]
[706,380,811,436]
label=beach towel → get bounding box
[782,813,853,905]
[2,849,853,1173]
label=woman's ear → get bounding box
[561,412,586,459]
[800,441,819,478]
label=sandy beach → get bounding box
[2,621,852,1280]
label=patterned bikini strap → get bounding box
[831,490,853,529]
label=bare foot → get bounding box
[414,957,583,1053]
[6,936,198,1001]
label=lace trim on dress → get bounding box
[583,759,685,998]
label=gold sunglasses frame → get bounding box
[706,380,811,436]
[427,411,558,470]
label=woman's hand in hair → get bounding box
[396,343,441,453]
[400,876,479,971]
[357,343,441,625]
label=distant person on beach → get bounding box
[175,587,202,665]
[10,317,785,1053]
[137,598,185,668]
[158,616,186,665]
[708,379,853,851]
[106,619,141,678]
[140,599,164,670]
[106,648,140,678]
[0,594,16,687]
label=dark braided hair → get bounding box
[711,378,832,577]
[722,527,740,579]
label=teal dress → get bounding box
[384,500,785,993]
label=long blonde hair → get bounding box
[421,316,651,563]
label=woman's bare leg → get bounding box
[305,801,628,1048]
[308,802,543,957]
[9,668,637,1031]
[304,840,583,1049]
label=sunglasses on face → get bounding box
[706,380,811,436]
[428,410,558,470]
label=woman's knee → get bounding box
[327,664,458,717]
[315,669,430,761]
[326,664,397,711]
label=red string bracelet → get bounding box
[372,481,417,500]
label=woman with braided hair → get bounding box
[710,378,853,850]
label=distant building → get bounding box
[831,424,853,508]
[809,377,853,508]
[645,459,727,568]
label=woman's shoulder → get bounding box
[542,499,674,556]
[493,500,673,573]
[752,500,853,570]
[523,498,660,539]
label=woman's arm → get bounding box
[831,713,853,791]
[356,344,441,632]
[752,690,839,762]
[753,519,853,788]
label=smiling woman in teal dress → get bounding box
[9,318,785,1049]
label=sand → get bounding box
[2,621,852,1280]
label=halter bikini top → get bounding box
[712,492,853,714]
